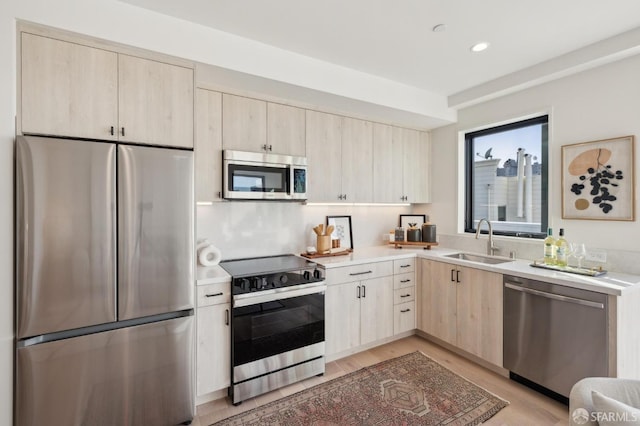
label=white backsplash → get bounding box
[196,203,414,260]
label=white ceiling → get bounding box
[119,0,640,103]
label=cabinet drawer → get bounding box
[393,258,415,274]
[394,301,415,334]
[197,282,230,307]
[393,272,415,289]
[327,261,393,285]
[393,287,415,305]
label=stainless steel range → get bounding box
[220,254,326,405]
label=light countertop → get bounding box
[196,245,640,296]
[309,245,640,296]
[196,265,231,286]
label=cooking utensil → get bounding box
[326,225,334,236]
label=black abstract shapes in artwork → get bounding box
[571,149,623,214]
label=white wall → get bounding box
[196,203,415,260]
[431,53,640,267]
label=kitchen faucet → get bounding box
[475,218,499,256]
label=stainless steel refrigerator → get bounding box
[15,135,195,426]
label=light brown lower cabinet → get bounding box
[325,276,394,356]
[419,259,503,367]
[196,284,230,397]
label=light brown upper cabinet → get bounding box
[222,94,305,156]
[20,32,194,148]
[195,89,223,203]
[372,125,431,203]
[306,111,373,203]
[401,129,431,203]
[372,123,403,203]
[341,117,373,203]
[222,94,267,152]
[118,54,194,148]
[306,110,343,202]
[267,102,306,157]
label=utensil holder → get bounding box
[316,235,331,254]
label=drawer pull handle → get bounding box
[400,279,411,283]
[400,264,411,268]
[401,309,411,313]
[205,292,224,298]
[400,294,411,298]
[349,270,372,276]
[225,309,229,326]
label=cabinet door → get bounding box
[402,128,431,203]
[419,260,457,344]
[195,89,223,203]
[305,110,343,202]
[196,303,230,396]
[394,301,416,334]
[267,103,305,156]
[373,123,403,203]
[222,94,267,152]
[360,276,394,346]
[456,267,503,366]
[325,282,360,356]
[21,33,118,140]
[118,54,194,147]
[341,117,373,203]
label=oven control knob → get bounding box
[237,278,250,291]
[279,275,288,284]
[313,269,322,279]
[249,277,260,291]
[303,271,311,280]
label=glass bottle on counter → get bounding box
[543,228,556,265]
[556,228,568,267]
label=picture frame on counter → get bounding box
[399,214,427,229]
[326,215,353,249]
[561,135,635,221]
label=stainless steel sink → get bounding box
[444,252,514,265]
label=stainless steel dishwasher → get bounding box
[503,275,608,401]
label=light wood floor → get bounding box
[192,335,569,425]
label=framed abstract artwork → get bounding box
[561,135,635,221]
[326,215,353,249]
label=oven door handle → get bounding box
[233,283,327,307]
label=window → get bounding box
[465,115,548,238]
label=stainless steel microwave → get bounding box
[223,150,307,201]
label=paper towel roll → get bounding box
[198,244,222,266]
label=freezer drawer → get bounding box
[16,136,117,338]
[16,316,194,426]
[118,145,194,319]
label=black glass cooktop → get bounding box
[220,254,316,278]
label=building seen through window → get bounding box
[465,116,548,238]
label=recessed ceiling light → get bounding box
[432,24,446,33]
[470,42,490,52]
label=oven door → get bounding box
[232,284,325,372]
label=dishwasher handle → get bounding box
[504,282,605,309]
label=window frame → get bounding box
[464,115,549,239]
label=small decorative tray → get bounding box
[530,261,607,277]
[300,249,352,259]
[389,241,439,250]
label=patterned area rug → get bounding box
[213,351,509,425]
